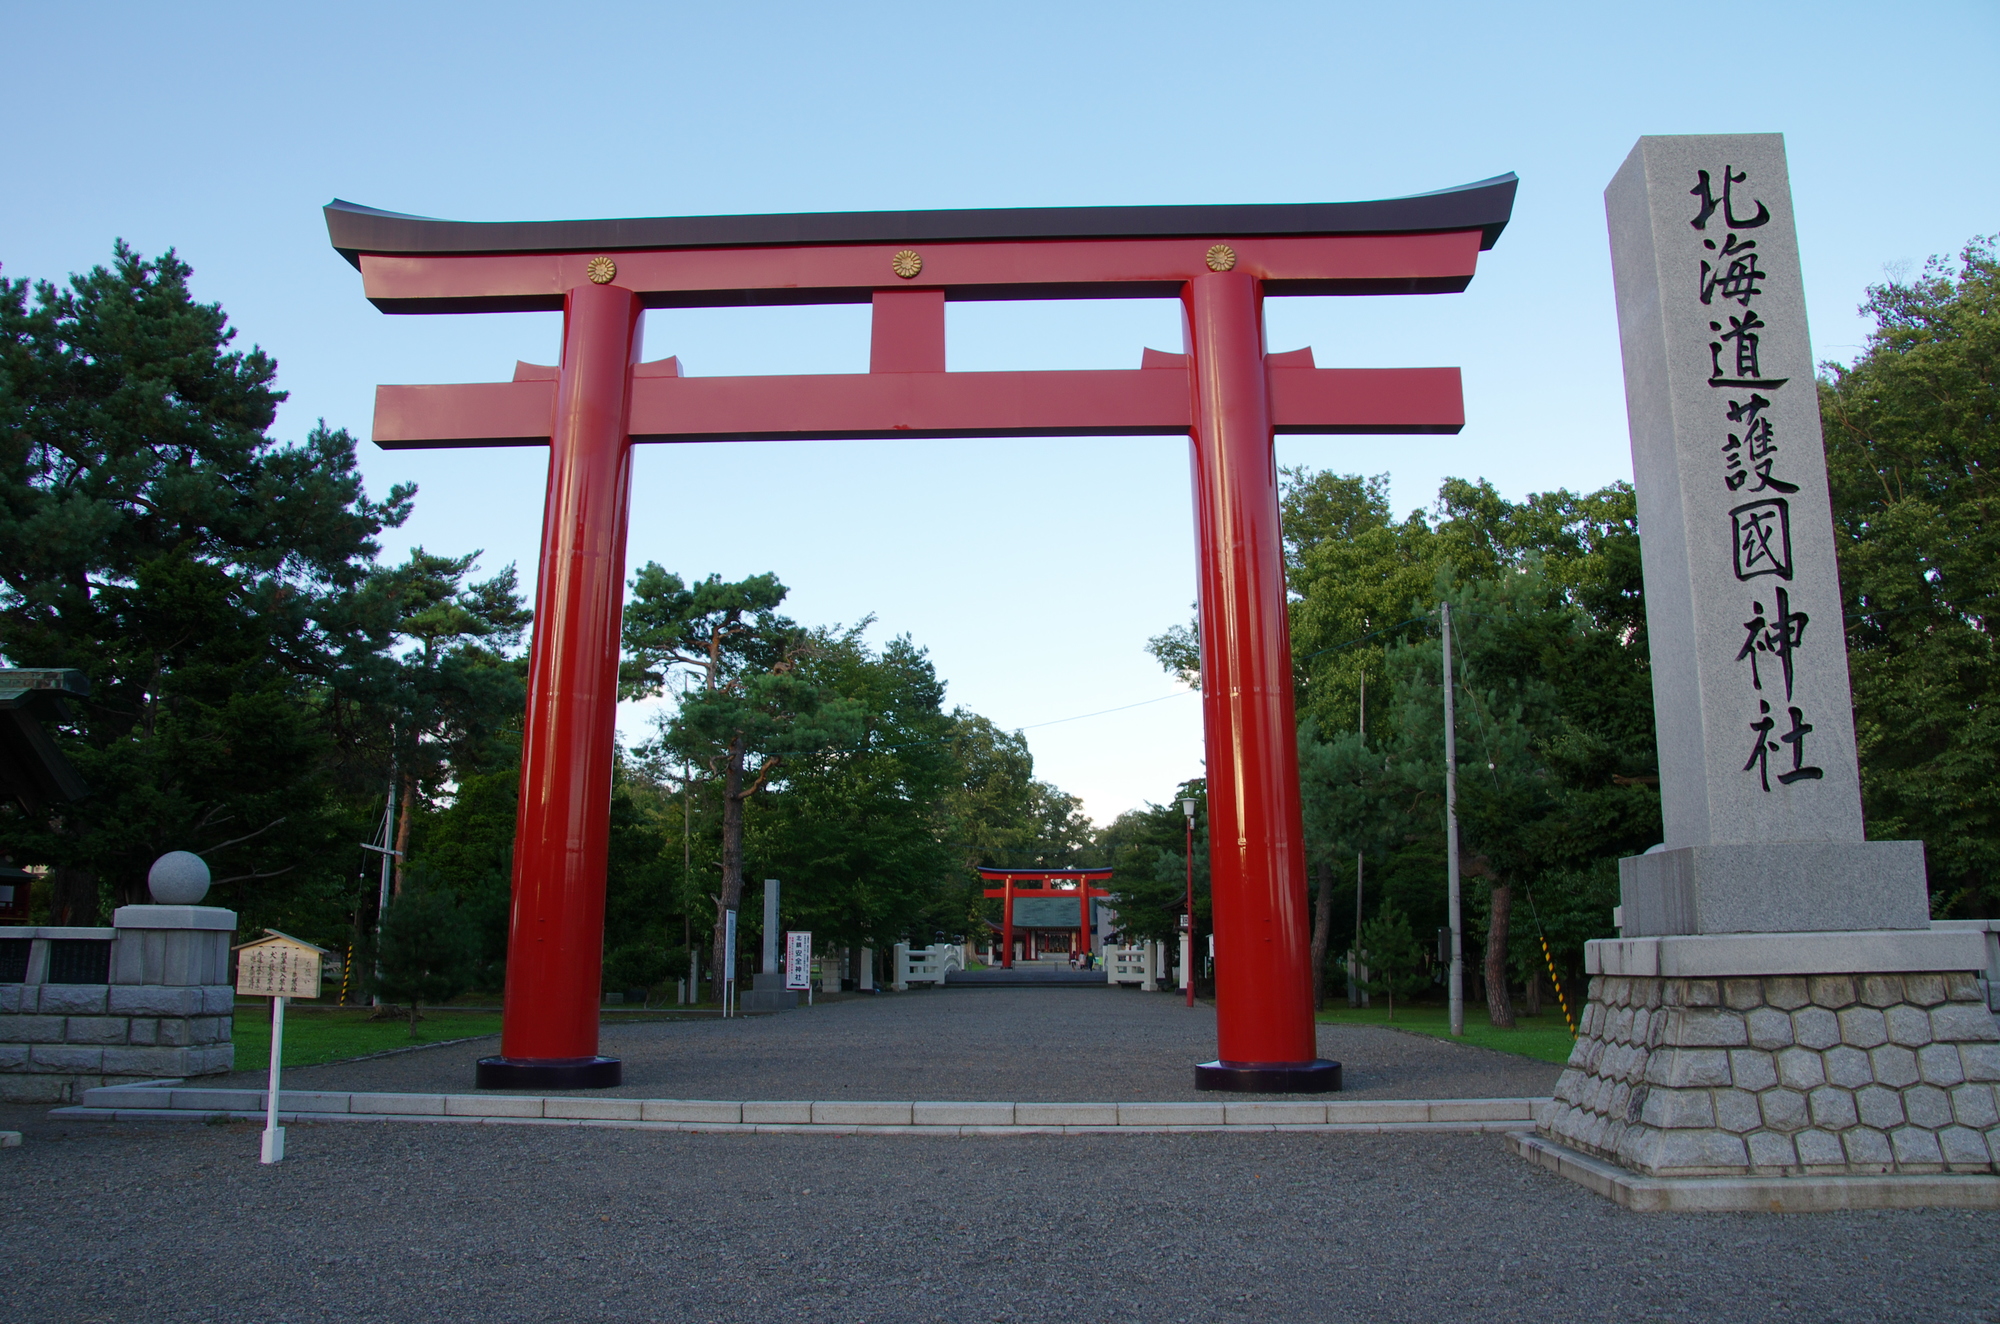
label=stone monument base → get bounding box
[1533,931,2000,1191]
[742,971,797,1013]
[1508,1129,2000,1212]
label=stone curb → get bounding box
[51,1087,1547,1134]
[48,1107,1541,1137]
[1507,1129,2000,1212]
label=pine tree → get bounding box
[0,244,410,922]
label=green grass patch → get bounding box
[232,1005,505,1069]
[1315,1003,1579,1065]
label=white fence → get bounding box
[1104,945,1149,986]
[892,942,963,989]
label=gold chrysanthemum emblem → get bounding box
[586,256,618,285]
[1204,244,1237,273]
[890,250,923,279]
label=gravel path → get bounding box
[222,986,1562,1101]
[3,1105,1994,1323]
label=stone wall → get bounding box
[1539,971,2000,1177]
[0,981,234,1102]
[1,904,237,1103]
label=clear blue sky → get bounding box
[5,1,1994,823]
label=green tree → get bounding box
[619,567,861,986]
[1819,237,2000,915]
[0,243,410,926]
[1103,780,1207,946]
[412,767,519,986]
[1359,900,1427,1019]
[1190,469,1659,1018]
[751,633,959,954]
[375,885,477,1035]
[377,547,529,895]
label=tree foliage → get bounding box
[0,244,411,926]
[375,885,478,1034]
[1820,237,2000,915]
[1153,468,1660,1017]
[1359,900,1427,1018]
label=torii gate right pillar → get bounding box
[1186,269,1336,1091]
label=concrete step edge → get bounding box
[68,1087,1550,1125]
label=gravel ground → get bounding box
[3,1105,1995,1324]
[222,986,1562,1101]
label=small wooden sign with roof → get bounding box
[234,929,330,999]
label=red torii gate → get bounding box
[326,176,1515,1093]
[977,866,1115,967]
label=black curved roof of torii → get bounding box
[323,175,1517,269]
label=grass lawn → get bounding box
[232,1005,505,1070]
[1315,1003,1579,1065]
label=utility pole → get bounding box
[1442,603,1464,1037]
[358,759,399,1007]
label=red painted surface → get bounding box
[1002,876,1013,970]
[869,289,946,373]
[498,280,642,1063]
[1184,270,1316,1066]
[355,230,1484,312]
[372,365,1462,449]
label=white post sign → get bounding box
[785,930,812,1005]
[233,934,325,1165]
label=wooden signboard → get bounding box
[234,931,327,999]
[231,929,332,1165]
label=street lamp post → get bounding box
[1182,797,1197,1008]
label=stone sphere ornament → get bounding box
[147,851,211,905]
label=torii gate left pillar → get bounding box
[327,178,1516,1091]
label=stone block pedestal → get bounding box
[741,971,797,1013]
[1535,932,2000,1181]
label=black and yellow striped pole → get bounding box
[1526,891,1577,1037]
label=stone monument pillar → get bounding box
[760,879,779,974]
[1525,135,1999,1192]
[741,878,797,1013]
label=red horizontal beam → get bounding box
[357,232,1484,313]
[983,889,1111,898]
[372,366,1462,449]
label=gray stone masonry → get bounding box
[0,981,234,1102]
[1538,971,2000,1177]
[2,904,236,1102]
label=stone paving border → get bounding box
[1508,1129,2000,1212]
[50,1083,1544,1135]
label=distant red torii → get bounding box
[326,174,1516,1094]
[977,866,1115,969]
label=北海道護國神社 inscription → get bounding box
[1604,134,1926,937]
